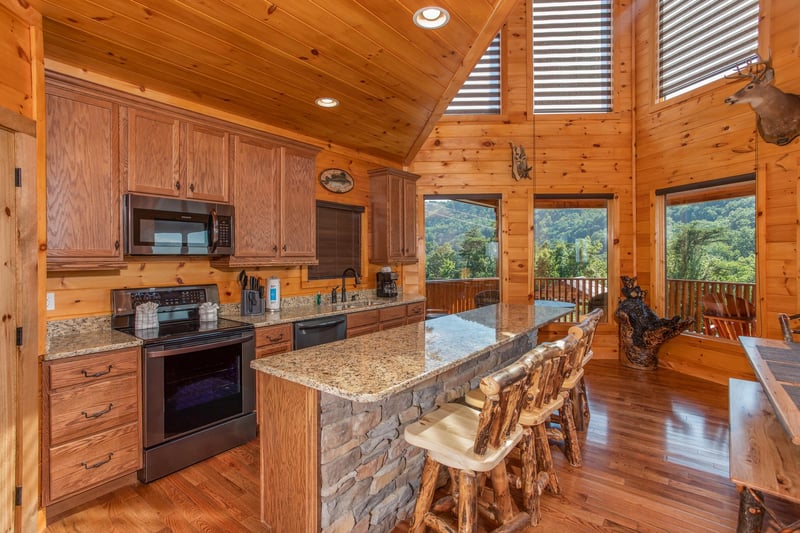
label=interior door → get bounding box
[0,127,18,531]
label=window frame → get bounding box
[656,0,760,103]
[653,174,760,339]
[533,193,615,323]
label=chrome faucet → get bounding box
[340,268,360,303]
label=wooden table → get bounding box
[738,336,800,445]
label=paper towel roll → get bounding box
[267,277,281,311]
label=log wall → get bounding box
[633,0,799,384]
[408,0,635,359]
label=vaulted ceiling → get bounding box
[29,0,519,164]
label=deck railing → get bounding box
[424,278,500,315]
[665,279,756,334]
[425,276,754,331]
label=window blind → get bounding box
[308,201,363,281]
[658,0,759,100]
[444,34,501,115]
[532,0,613,114]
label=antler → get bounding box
[725,52,772,81]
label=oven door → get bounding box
[142,330,255,448]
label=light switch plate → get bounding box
[46,292,55,311]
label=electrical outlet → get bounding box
[46,292,55,311]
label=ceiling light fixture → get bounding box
[315,97,340,108]
[413,6,450,29]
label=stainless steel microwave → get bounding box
[124,194,234,256]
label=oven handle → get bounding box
[147,333,253,358]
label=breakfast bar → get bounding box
[251,302,573,532]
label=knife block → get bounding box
[241,289,265,315]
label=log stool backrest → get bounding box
[519,340,572,414]
[473,356,533,455]
[568,307,604,370]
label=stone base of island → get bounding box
[252,302,574,533]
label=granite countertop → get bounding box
[223,294,425,327]
[45,329,142,361]
[251,303,573,402]
[44,295,424,360]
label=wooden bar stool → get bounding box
[461,339,573,520]
[549,308,604,466]
[404,343,565,531]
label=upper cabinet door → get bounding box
[46,86,126,269]
[122,107,181,197]
[185,122,229,203]
[279,146,317,258]
[230,134,280,258]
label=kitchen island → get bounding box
[251,302,573,533]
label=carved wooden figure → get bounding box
[615,276,693,370]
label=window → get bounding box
[423,196,500,313]
[307,201,363,280]
[532,0,613,114]
[445,34,501,115]
[533,195,611,322]
[658,0,759,100]
[657,176,756,337]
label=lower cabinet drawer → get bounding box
[48,422,140,503]
[49,373,139,446]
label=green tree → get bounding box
[459,227,496,278]
[426,243,459,280]
[667,221,726,280]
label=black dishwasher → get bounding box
[293,315,347,349]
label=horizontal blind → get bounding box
[445,34,501,115]
[308,202,363,281]
[532,0,613,114]
[659,0,759,100]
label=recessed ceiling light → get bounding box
[413,6,450,29]
[315,97,339,108]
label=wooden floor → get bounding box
[45,360,800,532]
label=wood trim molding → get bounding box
[0,106,35,137]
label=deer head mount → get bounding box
[725,55,800,146]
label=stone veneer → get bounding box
[317,333,534,533]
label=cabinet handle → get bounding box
[81,453,114,470]
[81,365,112,378]
[81,403,113,419]
[267,335,284,343]
[273,245,278,253]
[114,240,120,250]
[189,183,195,193]
[282,244,287,252]
[175,181,181,190]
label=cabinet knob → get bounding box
[189,183,195,193]
[175,181,181,190]
[273,245,278,253]
[114,240,120,250]
[282,244,287,252]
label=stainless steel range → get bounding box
[111,284,255,483]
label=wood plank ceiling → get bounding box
[29,0,518,164]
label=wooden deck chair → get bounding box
[701,292,755,340]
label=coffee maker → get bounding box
[376,271,398,297]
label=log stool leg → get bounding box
[561,394,583,467]
[410,456,441,533]
[534,422,560,495]
[736,486,765,533]
[458,469,478,533]
[575,377,590,431]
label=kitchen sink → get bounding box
[333,300,377,310]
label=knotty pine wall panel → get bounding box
[408,0,635,359]
[633,0,800,383]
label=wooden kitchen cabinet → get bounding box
[347,309,380,338]
[406,301,426,323]
[121,107,230,203]
[42,347,142,507]
[45,81,127,271]
[379,305,407,330]
[213,134,320,267]
[255,323,293,357]
[368,167,420,264]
